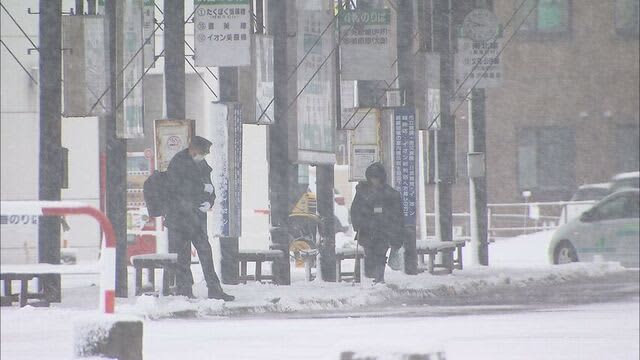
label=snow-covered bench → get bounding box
[237,249,286,284]
[416,239,466,274]
[130,254,178,296]
[0,263,99,307]
[336,247,365,282]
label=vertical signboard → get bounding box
[425,53,441,130]
[153,119,195,171]
[193,0,251,67]
[292,0,336,164]
[254,35,274,124]
[339,8,397,81]
[118,0,145,138]
[62,15,109,117]
[210,103,243,237]
[143,0,155,68]
[393,108,417,226]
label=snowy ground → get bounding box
[2,230,639,359]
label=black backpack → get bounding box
[143,170,169,217]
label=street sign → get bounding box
[393,107,417,226]
[339,8,397,81]
[209,102,243,238]
[455,37,503,89]
[350,145,379,182]
[193,0,251,67]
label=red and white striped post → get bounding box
[1,201,117,313]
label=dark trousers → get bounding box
[363,245,388,282]
[168,225,221,293]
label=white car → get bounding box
[549,189,639,267]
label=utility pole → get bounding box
[397,0,418,275]
[267,0,291,285]
[469,90,489,265]
[105,0,128,297]
[164,0,186,275]
[316,165,336,281]
[433,0,455,256]
[38,0,62,266]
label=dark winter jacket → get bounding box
[165,149,216,231]
[350,164,405,253]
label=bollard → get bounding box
[74,319,143,360]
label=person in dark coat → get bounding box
[165,136,234,301]
[350,162,405,283]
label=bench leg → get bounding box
[148,267,156,288]
[304,260,312,282]
[255,261,262,282]
[162,267,173,296]
[335,259,342,282]
[5,279,13,296]
[428,253,435,274]
[19,279,28,307]
[456,245,463,270]
[135,266,143,296]
[240,261,248,278]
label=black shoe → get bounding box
[208,288,235,301]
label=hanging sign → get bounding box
[339,8,397,81]
[193,0,251,67]
[62,15,109,117]
[118,0,145,138]
[143,0,156,68]
[210,103,243,237]
[455,37,503,89]
[254,35,274,124]
[393,107,417,226]
[291,0,336,164]
[348,108,380,181]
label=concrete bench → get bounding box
[335,247,365,282]
[416,239,466,274]
[130,254,178,296]
[237,249,286,284]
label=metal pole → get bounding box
[317,165,336,281]
[469,88,489,265]
[433,0,455,266]
[38,0,63,267]
[105,0,128,297]
[397,0,418,275]
[267,0,291,285]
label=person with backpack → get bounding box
[164,136,234,301]
[350,162,405,284]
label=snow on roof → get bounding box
[612,171,640,181]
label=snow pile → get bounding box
[73,318,114,358]
[117,262,626,319]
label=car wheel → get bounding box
[554,240,578,265]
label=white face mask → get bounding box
[193,154,205,162]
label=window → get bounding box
[517,0,571,35]
[615,0,640,36]
[593,193,638,220]
[615,124,640,173]
[517,127,575,193]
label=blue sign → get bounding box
[393,107,417,226]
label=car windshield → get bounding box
[571,187,610,201]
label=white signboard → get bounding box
[143,0,156,68]
[154,119,195,171]
[194,0,251,67]
[350,145,379,182]
[455,38,503,89]
[339,8,397,81]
